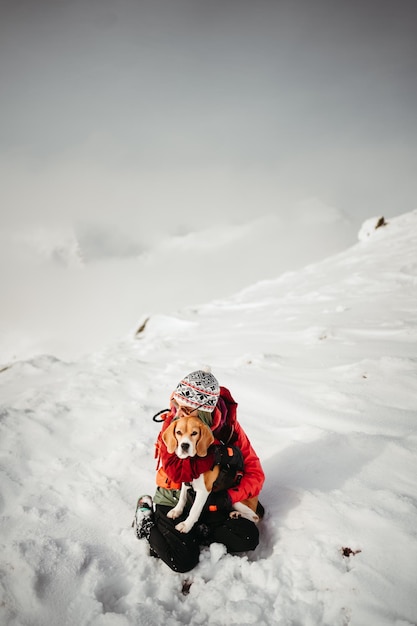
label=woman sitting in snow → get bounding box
[133,369,265,573]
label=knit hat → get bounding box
[173,370,220,413]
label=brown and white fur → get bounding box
[162,416,259,533]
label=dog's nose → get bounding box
[181,442,190,451]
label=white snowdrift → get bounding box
[1,210,417,625]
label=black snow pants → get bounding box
[148,504,260,573]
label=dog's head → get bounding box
[162,416,214,459]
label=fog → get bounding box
[1,0,416,361]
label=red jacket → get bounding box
[155,387,265,505]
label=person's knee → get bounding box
[235,518,259,550]
[244,522,260,550]
[149,525,200,572]
[211,518,260,552]
[169,554,200,573]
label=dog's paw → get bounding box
[232,502,260,524]
[175,521,192,533]
[230,511,260,523]
[167,508,182,520]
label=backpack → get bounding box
[211,444,244,492]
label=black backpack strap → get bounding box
[211,444,244,492]
[152,408,170,422]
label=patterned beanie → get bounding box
[173,370,220,413]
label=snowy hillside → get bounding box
[1,210,417,626]
[0,204,354,364]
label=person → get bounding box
[133,369,265,573]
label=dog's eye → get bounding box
[176,430,182,436]
[191,431,198,437]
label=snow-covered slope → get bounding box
[0,206,354,364]
[1,211,417,625]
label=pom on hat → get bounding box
[173,370,220,413]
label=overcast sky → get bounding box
[1,0,417,361]
[1,0,416,241]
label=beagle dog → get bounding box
[162,415,259,533]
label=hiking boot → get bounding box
[132,495,154,540]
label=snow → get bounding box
[1,210,417,626]
[0,204,354,364]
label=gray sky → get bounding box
[1,0,416,242]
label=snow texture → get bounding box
[1,210,417,625]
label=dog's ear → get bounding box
[162,422,178,454]
[196,423,214,457]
